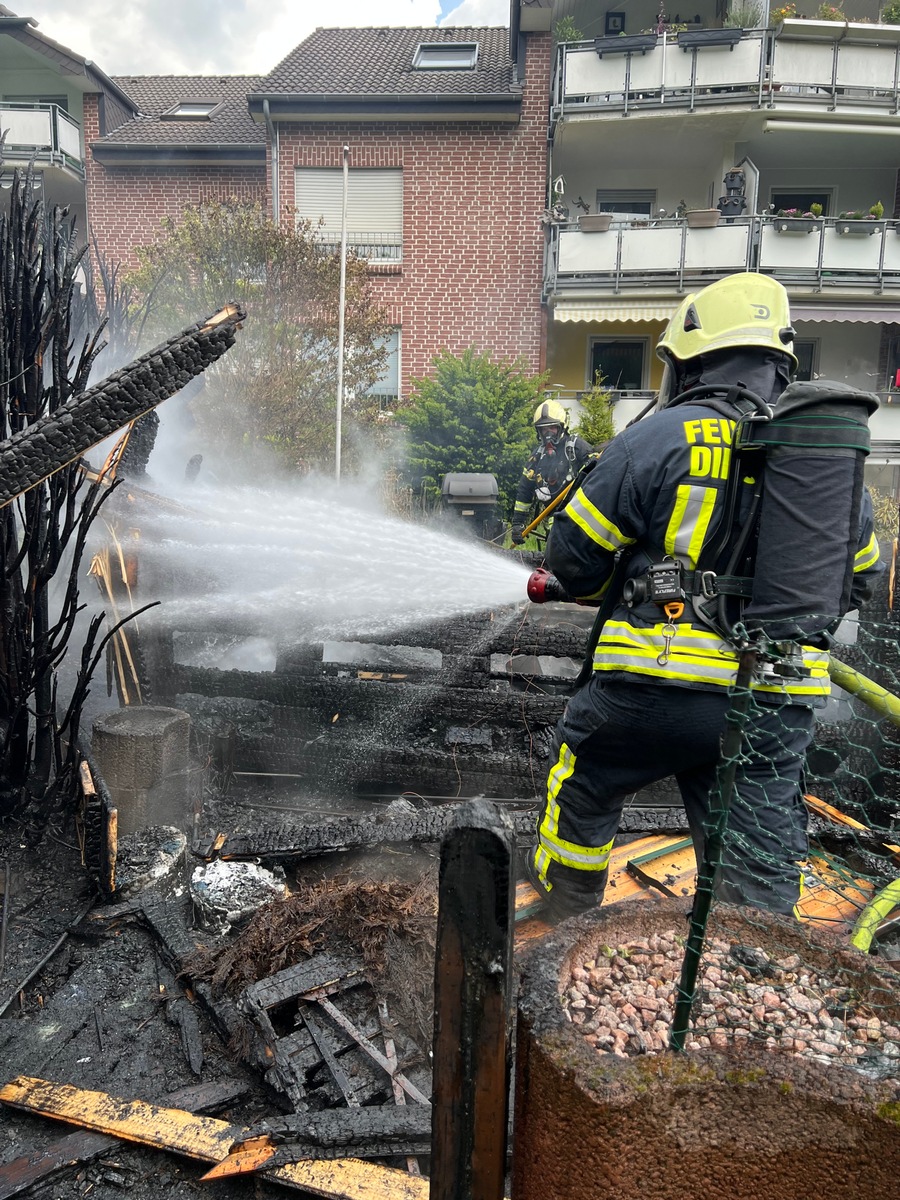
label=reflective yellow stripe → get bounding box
[854,532,879,573]
[514,501,531,514]
[565,488,635,553]
[574,578,611,604]
[664,484,718,565]
[592,620,830,694]
[538,743,612,872]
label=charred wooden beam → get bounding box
[0,1077,428,1200]
[223,1108,433,1172]
[0,1079,248,1200]
[430,800,515,1200]
[0,304,245,507]
[193,806,536,863]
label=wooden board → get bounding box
[515,832,875,944]
[0,1078,428,1200]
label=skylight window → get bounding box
[412,42,478,70]
[162,100,221,120]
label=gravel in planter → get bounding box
[563,929,900,1091]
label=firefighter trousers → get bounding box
[532,677,815,915]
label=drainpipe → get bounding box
[262,99,279,225]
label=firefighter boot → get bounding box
[525,846,607,923]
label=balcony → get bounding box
[0,103,84,176]
[553,20,900,121]
[546,216,900,299]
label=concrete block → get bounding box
[92,706,193,836]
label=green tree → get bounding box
[124,201,390,474]
[574,375,617,447]
[400,347,550,512]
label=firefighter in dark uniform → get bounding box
[526,273,883,921]
[510,400,596,545]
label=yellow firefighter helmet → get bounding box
[658,272,797,369]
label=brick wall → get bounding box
[84,96,266,270]
[275,32,552,395]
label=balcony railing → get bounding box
[0,104,83,174]
[315,231,402,263]
[553,20,900,120]
[546,216,900,297]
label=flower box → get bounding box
[677,27,743,50]
[773,218,817,234]
[836,220,883,237]
[593,33,658,57]
[579,213,614,232]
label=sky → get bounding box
[21,0,510,77]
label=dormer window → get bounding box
[412,42,478,70]
[161,100,222,120]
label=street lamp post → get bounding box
[335,144,349,482]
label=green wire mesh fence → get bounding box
[559,559,900,1097]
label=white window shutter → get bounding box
[295,168,403,260]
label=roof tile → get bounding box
[103,75,263,145]
[259,26,518,97]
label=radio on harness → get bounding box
[622,557,685,608]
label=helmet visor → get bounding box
[536,422,563,445]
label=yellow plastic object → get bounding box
[0,1078,428,1200]
[849,878,900,953]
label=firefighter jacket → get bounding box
[513,434,597,524]
[545,400,883,700]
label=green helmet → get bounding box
[657,273,797,406]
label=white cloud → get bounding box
[24,0,467,76]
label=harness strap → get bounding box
[683,569,754,600]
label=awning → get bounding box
[553,300,676,323]
[791,305,900,323]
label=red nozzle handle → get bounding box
[527,567,571,604]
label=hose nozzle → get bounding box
[526,567,571,604]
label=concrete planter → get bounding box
[579,213,613,232]
[513,898,900,1200]
[685,208,721,228]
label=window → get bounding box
[792,339,818,383]
[413,42,478,69]
[595,189,656,216]
[295,168,403,263]
[161,100,221,120]
[368,330,401,407]
[770,189,832,216]
[590,339,646,392]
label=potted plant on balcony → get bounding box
[836,201,884,236]
[685,206,721,228]
[772,206,819,234]
[579,212,614,232]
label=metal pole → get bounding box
[671,646,757,1052]
[335,144,349,483]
